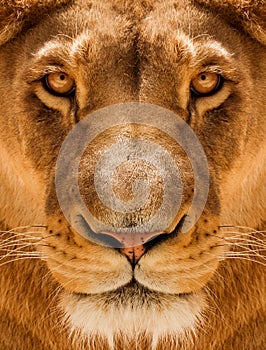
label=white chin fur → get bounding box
[59,284,205,349]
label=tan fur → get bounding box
[196,0,266,45]
[0,1,265,349]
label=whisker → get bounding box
[222,235,266,243]
[202,285,227,325]
[0,256,47,267]
[214,240,266,251]
[221,231,265,240]
[0,225,46,234]
[219,225,266,233]
[224,251,266,259]
[0,233,64,251]
[1,231,44,238]
[0,247,37,259]
[38,252,75,284]
[0,237,43,247]
[224,237,265,246]
[208,233,266,250]
[219,255,266,267]
[0,253,43,259]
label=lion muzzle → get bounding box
[55,103,209,252]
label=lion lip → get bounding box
[74,279,194,299]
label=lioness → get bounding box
[0,0,265,349]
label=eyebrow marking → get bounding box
[33,40,65,59]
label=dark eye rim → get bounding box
[190,74,224,98]
[42,74,76,97]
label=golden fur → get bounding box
[0,1,265,349]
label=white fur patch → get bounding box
[59,285,205,349]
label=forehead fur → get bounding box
[0,0,265,46]
[0,0,72,45]
[195,0,266,45]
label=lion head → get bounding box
[0,1,265,349]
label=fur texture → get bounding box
[0,1,265,349]
[0,0,72,45]
[195,0,266,45]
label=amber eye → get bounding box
[191,72,222,97]
[43,72,75,96]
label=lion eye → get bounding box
[191,72,222,96]
[43,72,75,96]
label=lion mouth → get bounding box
[67,214,192,299]
[73,279,192,302]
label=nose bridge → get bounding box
[77,116,185,242]
[74,30,141,117]
[73,9,182,119]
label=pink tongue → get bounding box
[121,245,146,263]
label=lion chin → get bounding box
[60,284,204,349]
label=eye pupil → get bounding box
[44,72,75,96]
[191,72,222,96]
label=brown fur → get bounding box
[0,1,265,349]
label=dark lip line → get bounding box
[73,279,193,300]
[144,214,187,250]
[78,214,125,248]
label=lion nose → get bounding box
[77,129,184,244]
[98,230,164,262]
[72,214,165,261]
[120,245,146,263]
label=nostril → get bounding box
[120,245,146,264]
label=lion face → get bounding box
[0,0,265,347]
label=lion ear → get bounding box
[195,0,266,45]
[0,0,72,46]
